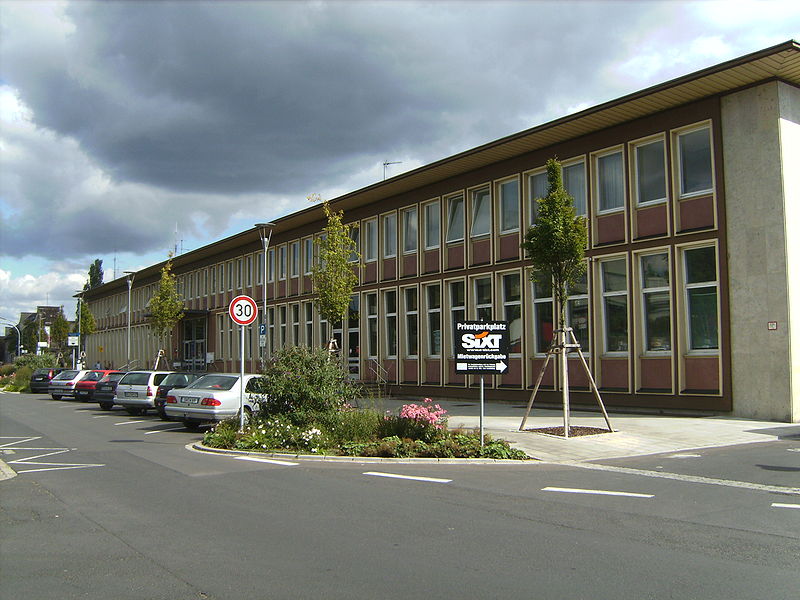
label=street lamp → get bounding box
[74,289,85,369]
[255,222,276,367]
[124,271,135,370]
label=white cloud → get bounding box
[0,267,85,323]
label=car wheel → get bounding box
[99,402,113,411]
[157,409,171,421]
[51,394,61,401]
[125,407,144,416]
[183,420,202,432]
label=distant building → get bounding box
[82,41,800,422]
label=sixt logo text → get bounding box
[461,331,503,350]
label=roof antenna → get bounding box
[383,160,402,181]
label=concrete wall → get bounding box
[722,81,800,422]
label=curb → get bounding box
[0,458,17,482]
[190,442,540,465]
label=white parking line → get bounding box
[233,456,299,466]
[92,415,112,418]
[113,420,148,426]
[363,472,452,483]
[144,427,184,435]
[542,486,654,498]
[771,503,800,509]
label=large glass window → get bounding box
[364,218,377,262]
[267,249,275,283]
[641,253,671,352]
[290,242,300,278]
[236,259,242,289]
[532,276,553,354]
[384,290,397,357]
[678,127,712,197]
[424,201,440,249]
[218,264,225,293]
[563,161,587,216]
[246,256,253,287]
[635,139,667,205]
[499,179,519,233]
[257,252,264,285]
[502,273,522,353]
[404,288,418,357]
[304,238,314,275]
[366,292,378,358]
[279,305,287,347]
[348,226,360,263]
[446,195,464,243]
[596,151,624,212]
[474,277,492,321]
[383,213,397,258]
[470,188,491,238]
[601,259,628,353]
[278,247,287,280]
[567,272,589,352]
[684,246,718,350]
[449,281,466,344]
[528,170,548,225]
[425,284,441,357]
[267,307,275,355]
[402,207,417,253]
[304,302,313,346]
[291,304,300,345]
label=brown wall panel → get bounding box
[684,356,720,392]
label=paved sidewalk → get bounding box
[370,397,799,462]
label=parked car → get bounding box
[48,369,92,400]
[164,373,266,431]
[113,370,171,415]
[154,372,203,421]
[95,372,127,410]
[74,370,121,402]
[29,367,66,393]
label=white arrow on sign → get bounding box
[495,361,507,373]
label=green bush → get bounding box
[0,364,15,377]
[14,353,59,370]
[315,408,381,445]
[256,346,359,416]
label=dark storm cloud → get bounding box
[1,1,639,197]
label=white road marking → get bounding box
[233,456,298,466]
[542,486,654,498]
[787,448,800,453]
[0,436,42,448]
[113,420,148,426]
[92,415,112,418]
[667,453,702,459]
[363,472,452,483]
[7,448,105,474]
[144,427,184,435]
[771,503,800,509]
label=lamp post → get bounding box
[124,271,135,370]
[75,290,83,369]
[254,222,276,368]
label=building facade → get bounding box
[82,42,800,422]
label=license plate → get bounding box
[77,390,88,395]
[182,397,199,404]
[125,391,138,398]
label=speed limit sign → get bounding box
[229,295,258,326]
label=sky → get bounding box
[1,0,798,326]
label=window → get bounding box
[382,213,397,258]
[364,218,377,262]
[450,280,466,336]
[596,151,624,212]
[291,304,300,345]
[236,258,242,289]
[684,246,718,350]
[532,275,554,354]
[601,258,628,353]
[384,290,397,357]
[677,126,712,197]
[426,284,441,357]
[640,253,671,352]
[267,308,275,355]
[402,207,417,253]
[246,256,253,288]
[279,305,287,347]
[304,302,313,346]
[257,252,264,285]
[474,276,492,321]
[278,246,286,280]
[499,179,520,233]
[403,288,418,357]
[304,238,314,275]
[634,139,667,205]
[563,161,587,216]
[348,226,360,263]
[217,314,225,359]
[366,293,378,358]
[211,266,217,294]
[502,273,522,353]
[470,187,491,238]
[567,271,589,352]
[227,261,234,290]
[527,169,548,225]
[267,249,275,282]
[445,195,464,243]
[424,201,440,249]
[290,242,300,278]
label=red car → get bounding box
[74,370,121,402]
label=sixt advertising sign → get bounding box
[454,321,510,373]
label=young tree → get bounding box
[148,254,185,364]
[85,259,104,290]
[521,158,588,436]
[309,194,360,350]
[50,307,70,350]
[75,299,96,337]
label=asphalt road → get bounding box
[1,391,798,600]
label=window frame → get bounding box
[639,250,673,355]
[497,176,520,234]
[599,256,629,356]
[562,158,588,217]
[445,194,465,244]
[631,135,668,207]
[402,286,419,358]
[593,147,626,215]
[383,289,398,358]
[681,244,720,354]
[500,271,522,355]
[525,167,548,226]
[364,218,378,262]
[469,186,491,239]
[402,206,418,254]
[423,199,441,250]
[424,283,442,358]
[382,212,397,259]
[674,123,714,199]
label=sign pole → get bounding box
[480,376,485,449]
[239,324,246,431]
[229,295,258,433]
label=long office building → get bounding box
[82,41,800,422]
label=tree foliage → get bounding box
[522,158,587,328]
[148,254,184,345]
[50,307,70,348]
[310,195,360,329]
[85,259,104,290]
[75,298,96,336]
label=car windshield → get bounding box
[81,371,105,382]
[100,373,125,383]
[187,375,237,391]
[119,372,150,385]
[33,369,53,376]
[161,373,193,386]
[53,370,79,380]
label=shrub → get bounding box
[315,408,381,445]
[5,366,33,392]
[257,346,359,416]
[14,353,59,370]
[204,419,239,448]
[0,364,15,377]
[379,398,447,443]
